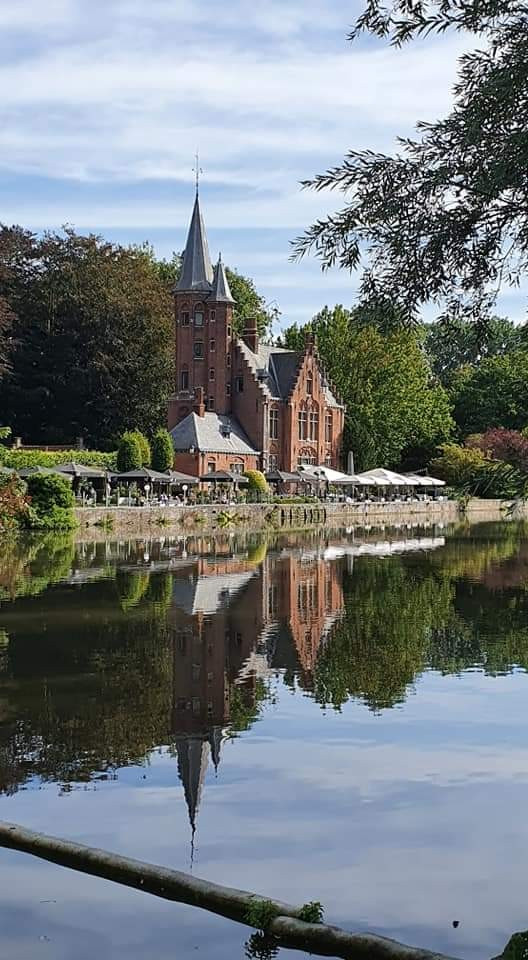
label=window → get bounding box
[325,411,333,442]
[210,339,215,352]
[269,408,279,439]
[230,462,243,474]
[268,453,278,471]
[180,368,189,390]
[299,453,316,466]
[195,310,204,326]
[298,410,307,440]
[227,354,231,366]
[325,455,332,466]
[181,311,190,326]
[309,411,319,441]
[307,372,313,395]
[226,383,231,396]
[227,325,232,337]
[192,663,200,681]
[209,367,215,381]
[236,376,244,393]
[194,341,204,359]
[210,310,216,322]
[208,396,215,410]
[207,461,216,473]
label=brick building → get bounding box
[168,192,345,475]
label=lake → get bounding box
[1,521,528,960]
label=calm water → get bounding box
[1,521,528,960]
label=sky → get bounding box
[1,0,522,330]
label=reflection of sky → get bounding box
[2,669,528,959]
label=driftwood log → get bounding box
[0,820,460,960]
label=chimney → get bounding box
[193,386,205,417]
[242,316,259,354]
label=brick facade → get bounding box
[168,194,344,476]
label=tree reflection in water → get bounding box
[1,520,528,824]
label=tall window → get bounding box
[208,396,215,410]
[210,339,215,352]
[181,311,190,326]
[269,408,279,439]
[227,325,232,337]
[268,453,278,471]
[307,372,313,395]
[226,383,231,396]
[309,411,319,441]
[236,376,244,393]
[210,310,216,322]
[180,368,189,390]
[195,310,204,326]
[194,341,204,359]
[325,411,333,442]
[298,410,307,440]
[227,354,231,367]
[209,367,215,381]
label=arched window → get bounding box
[194,306,204,326]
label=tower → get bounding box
[168,192,235,430]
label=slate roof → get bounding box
[237,340,342,406]
[211,255,234,302]
[176,193,214,293]
[170,411,259,455]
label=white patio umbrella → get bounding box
[360,468,420,486]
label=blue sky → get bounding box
[1,0,521,330]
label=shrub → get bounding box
[431,442,528,498]
[243,470,268,501]
[129,429,151,467]
[430,443,489,488]
[117,432,142,472]
[466,429,528,473]
[0,448,116,470]
[151,428,174,472]
[0,472,29,534]
[24,473,76,530]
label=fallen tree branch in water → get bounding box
[0,819,460,960]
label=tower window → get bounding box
[180,369,189,390]
[210,310,216,322]
[227,326,232,337]
[226,383,231,396]
[210,339,215,352]
[227,354,231,367]
[195,310,204,326]
[209,368,215,381]
[182,311,190,326]
[236,376,244,393]
[208,396,215,410]
[193,341,204,359]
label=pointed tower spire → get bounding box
[177,194,214,292]
[211,252,235,303]
[176,736,210,838]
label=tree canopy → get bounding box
[449,348,528,436]
[281,305,453,470]
[293,0,528,324]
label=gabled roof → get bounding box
[170,411,259,455]
[176,193,214,293]
[237,340,342,407]
[211,254,234,303]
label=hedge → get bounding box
[0,448,117,470]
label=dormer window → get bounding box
[195,310,204,326]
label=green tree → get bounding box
[293,0,528,324]
[117,432,142,472]
[151,428,174,472]
[0,228,173,448]
[129,429,151,467]
[24,473,76,530]
[449,349,528,437]
[282,306,453,470]
[243,469,269,500]
[425,317,524,386]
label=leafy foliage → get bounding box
[244,899,279,932]
[244,470,269,499]
[467,428,528,472]
[430,441,528,497]
[298,902,325,924]
[293,0,528,323]
[0,227,173,448]
[0,448,116,470]
[448,349,528,436]
[282,306,453,470]
[116,432,142,473]
[24,473,76,530]
[151,428,174,472]
[424,317,524,385]
[0,472,29,535]
[129,429,151,467]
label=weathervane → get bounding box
[193,150,203,195]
